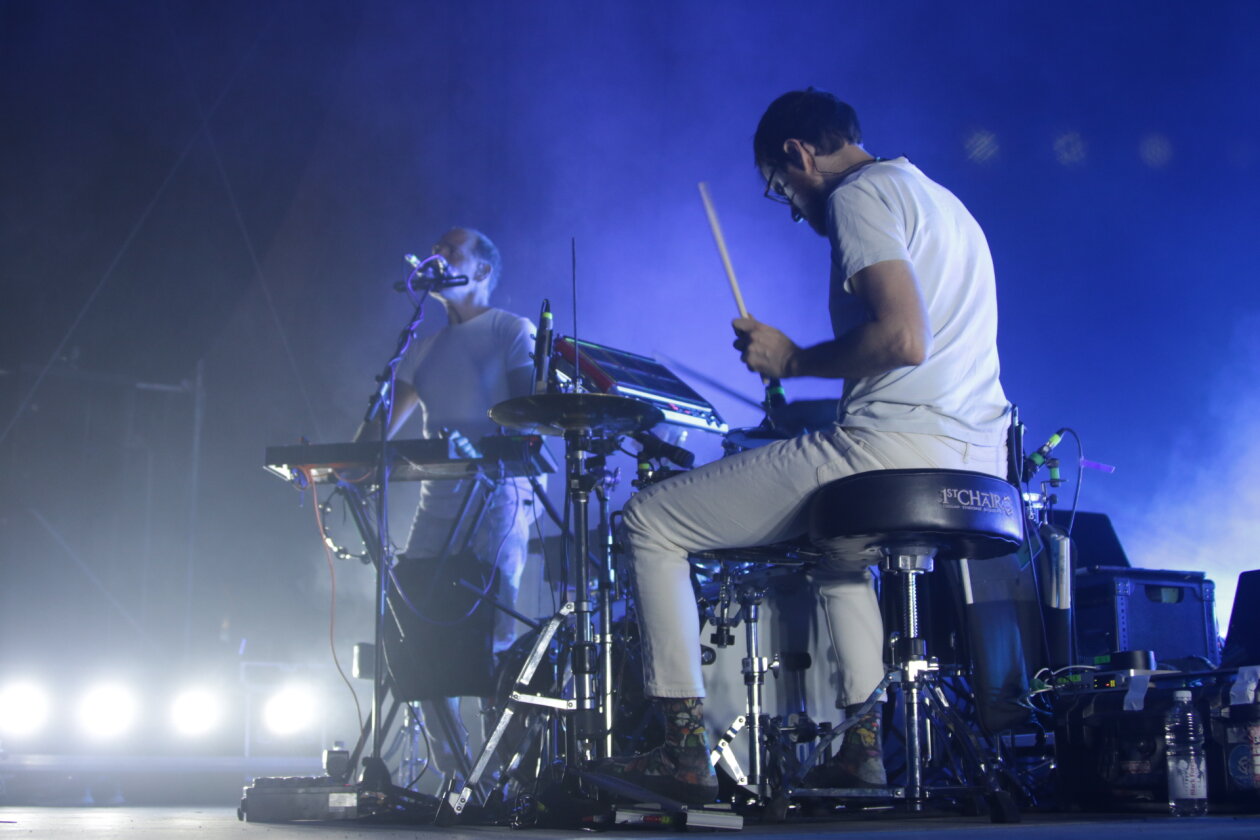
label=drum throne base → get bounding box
[803,468,1026,822]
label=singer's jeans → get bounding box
[405,475,536,654]
[622,425,1006,708]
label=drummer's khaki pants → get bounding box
[622,425,1006,708]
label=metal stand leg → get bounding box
[883,551,1019,822]
[896,561,931,811]
[740,585,770,796]
[446,604,576,817]
[705,565,779,801]
[565,428,600,763]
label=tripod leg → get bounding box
[711,715,749,785]
[789,670,895,787]
[424,697,474,785]
[921,680,1021,822]
[445,604,575,818]
[355,695,405,788]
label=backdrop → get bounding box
[3,0,1256,684]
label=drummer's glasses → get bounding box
[764,168,805,223]
[763,168,792,206]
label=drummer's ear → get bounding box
[782,139,816,174]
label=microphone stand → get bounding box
[356,270,439,787]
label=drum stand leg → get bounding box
[783,551,1017,823]
[787,553,947,809]
[562,427,609,763]
[882,551,1019,821]
[708,574,777,801]
[440,426,632,825]
[740,584,771,798]
[595,486,617,760]
[443,603,576,819]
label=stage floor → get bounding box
[3,807,1260,839]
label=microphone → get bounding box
[1022,428,1066,483]
[630,430,695,469]
[532,299,553,395]
[394,254,469,292]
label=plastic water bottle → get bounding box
[1164,689,1208,816]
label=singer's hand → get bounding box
[733,316,800,379]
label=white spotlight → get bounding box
[0,681,51,737]
[1139,133,1173,169]
[263,686,317,736]
[964,128,999,163]
[1053,131,1088,167]
[171,688,221,737]
[78,683,139,739]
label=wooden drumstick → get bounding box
[698,182,786,409]
[698,181,749,319]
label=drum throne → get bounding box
[807,467,1025,820]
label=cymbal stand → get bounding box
[562,431,620,761]
[456,391,664,823]
[593,468,619,759]
[442,425,621,819]
[443,603,576,819]
[564,426,621,764]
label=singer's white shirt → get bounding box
[397,307,536,442]
[827,157,1009,444]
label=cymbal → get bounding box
[490,393,663,436]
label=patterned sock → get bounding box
[836,704,886,785]
[589,696,717,805]
[598,698,713,782]
[659,697,712,776]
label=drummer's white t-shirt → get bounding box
[397,307,536,441]
[827,157,1009,444]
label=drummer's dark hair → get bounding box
[753,88,862,170]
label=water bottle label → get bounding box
[1228,744,1260,790]
[1169,754,1208,799]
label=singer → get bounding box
[594,89,1012,803]
[360,226,539,786]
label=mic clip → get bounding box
[1021,428,1066,483]
[630,430,695,470]
[394,253,470,293]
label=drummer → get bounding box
[594,89,1012,803]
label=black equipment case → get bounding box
[1075,566,1219,668]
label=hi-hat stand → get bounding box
[439,392,662,821]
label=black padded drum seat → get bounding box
[809,469,1023,562]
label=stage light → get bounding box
[1053,131,1087,167]
[0,681,51,737]
[171,688,221,737]
[1139,133,1173,169]
[77,683,139,739]
[964,128,999,163]
[263,686,317,736]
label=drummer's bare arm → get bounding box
[733,260,929,380]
